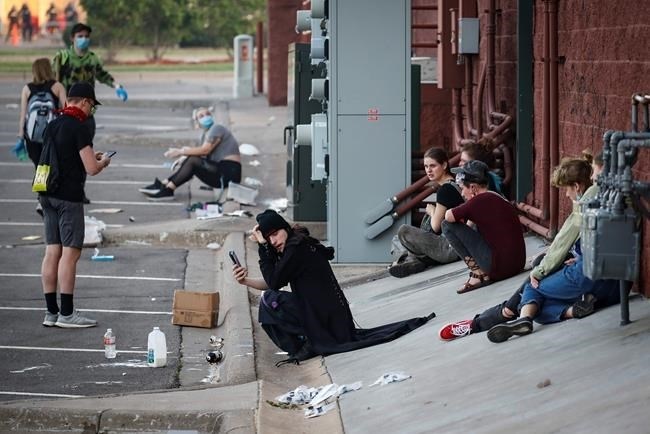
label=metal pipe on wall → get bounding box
[548,0,560,237]
[486,0,497,115]
[464,56,476,137]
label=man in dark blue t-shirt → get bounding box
[38,82,112,328]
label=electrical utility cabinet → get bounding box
[327,0,411,262]
[285,43,327,222]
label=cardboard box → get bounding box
[172,290,219,328]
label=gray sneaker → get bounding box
[55,310,97,328]
[42,311,58,327]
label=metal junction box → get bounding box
[328,0,411,262]
[286,43,327,222]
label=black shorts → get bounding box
[39,196,84,248]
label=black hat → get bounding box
[68,82,101,106]
[451,159,489,185]
[256,210,291,238]
[71,22,92,35]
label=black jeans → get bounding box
[168,157,241,189]
[441,220,492,273]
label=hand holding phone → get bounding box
[229,250,241,267]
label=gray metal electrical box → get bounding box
[286,43,327,222]
[328,0,411,262]
[458,18,479,54]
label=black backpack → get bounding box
[32,124,60,194]
[25,83,57,144]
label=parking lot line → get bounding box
[0,273,181,282]
[0,391,84,398]
[0,199,183,207]
[0,345,147,354]
[0,178,147,185]
[0,222,123,228]
[0,307,172,315]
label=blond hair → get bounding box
[32,58,55,84]
[551,156,593,188]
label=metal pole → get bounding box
[256,21,264,94]
[620,280,630,326]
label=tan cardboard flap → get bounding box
[172,290,219,312]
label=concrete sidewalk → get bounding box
[1,88,649,434]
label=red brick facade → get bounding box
[266,0,307,106]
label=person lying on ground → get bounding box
[232,209,435,365]
[139,107,241,201]
[484,153,621,343]
[389,147,464,278]
[442,160,525,294]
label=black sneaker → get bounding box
[572,293,596,319]
[147,187,175,201]
[487,317,533,343]
[388,258,430,278]
[139,178,163,194]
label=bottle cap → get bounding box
[154,326,159,330]
[107,328,112,332]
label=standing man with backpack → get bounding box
[17,58,67,167]
[37,82,112,328]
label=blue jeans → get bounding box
[520,258,618,324]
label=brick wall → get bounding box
[267,0,305,106]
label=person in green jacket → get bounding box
[52,22,128,100]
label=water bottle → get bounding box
[147,327,167,368]
[103,328,116,359]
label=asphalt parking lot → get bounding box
[0,85,208,402]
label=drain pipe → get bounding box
[548,0,560,237]
[465,56,477,138]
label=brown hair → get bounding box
[461,141,495,167]
[581,149,604,167]
[423,147,451,175]
[32,58,55,84]
[551,156,593,188]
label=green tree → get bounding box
[132,0,185,61]
[183,0,265,53]
[80,0,137,63]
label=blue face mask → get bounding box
[198,115,214,129]
[75,36,90,50]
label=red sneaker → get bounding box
[438,319,473,341]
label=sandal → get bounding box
[457,271,492,294]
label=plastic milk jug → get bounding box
[147,327,167,367]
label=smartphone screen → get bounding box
[229,250,241,266]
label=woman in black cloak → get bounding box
[232,209,435,365]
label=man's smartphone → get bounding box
[105,151,117,158]
[229,250,241,266]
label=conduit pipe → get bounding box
[548,0,560,237]
[464,56,476,137]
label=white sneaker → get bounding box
[43,311,58,327]
[55,310,97,328]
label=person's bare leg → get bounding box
[520,303,538,319]
[58,246,81,295]
[42,244,62,295]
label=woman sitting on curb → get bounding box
[438,152,620,341]
[232,210,435,365]
[389,147,464,278]
[485,154,621,343]
[442,160,526,294]
[139,107,241,201]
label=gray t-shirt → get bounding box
[203,124,239,163]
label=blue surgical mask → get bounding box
[75,36,90,50]
[198,115,214,129]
